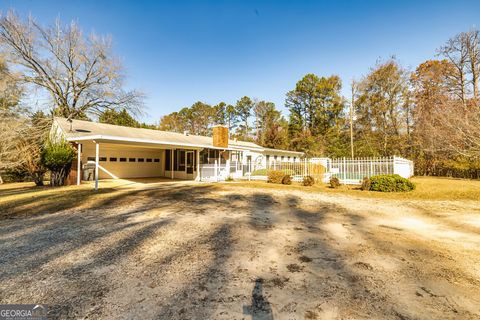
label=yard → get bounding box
[0,177,479,319]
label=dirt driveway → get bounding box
[0,182,479,319]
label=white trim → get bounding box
[77,143,82,185]
[95,143,99,190]
[66,134,235,151]
[195,149,200,181]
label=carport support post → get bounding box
[95,142,99,191]
[170,149,174,179]
[76,143,82,185]
[195,149,200,181]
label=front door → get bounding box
[186,151,194,174]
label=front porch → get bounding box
[71,139,244,189]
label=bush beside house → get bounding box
[41,140,75,186]
[368,174,415,192]
[329,177,341,188]
[302,175,315,186]
[267,170,286,184]
[281,175,292,185]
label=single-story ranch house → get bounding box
[52,117,303,188]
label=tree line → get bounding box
[157,30,480,179]
[0,10,479,182]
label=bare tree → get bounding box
[438,29,480,107]
[433,101,480,158]
[0,112,50,185]
[465,29,480,103]
[438,32,470,106]
[0,11,143,120]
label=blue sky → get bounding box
[2,0,480,123]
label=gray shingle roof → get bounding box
[54,117,303,155]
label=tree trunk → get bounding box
[32,171,45,186]
[50,163,72,187]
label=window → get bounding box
[281,156,284,162]
[146,158,152,162]
[110,157,117,162]
[138,158,144,162]
[200,149,209,164]
[154,158,160,163]
[99,157,107,162]
[177,150,185,171]
[209,149,216,159]
[120,158,127,162]
[129,158,136,162]
[87,156,95,161]
[165,150,171,170]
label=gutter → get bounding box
[66,134,236,151]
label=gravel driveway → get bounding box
[1,182,479,319]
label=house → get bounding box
[52,117,304,188]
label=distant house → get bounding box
[51,117,303,188]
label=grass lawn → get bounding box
[0,176,478,219]
[0,180,184,219]
[230,176,480,201]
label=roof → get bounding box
[53,117,303,155]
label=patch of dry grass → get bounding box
[1,176,478,220]
[228,176,480,201]
[0,181,128,219]
[0,179,218,219]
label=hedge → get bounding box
[369,174,415,192]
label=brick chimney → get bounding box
[212,125,228,148]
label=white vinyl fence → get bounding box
[324,156,414,184]
[202,155,414,185]
[264,160,326,182]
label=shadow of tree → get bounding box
[1,182,478,319]
[243,278,274,320]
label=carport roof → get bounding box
[54,117,303,155]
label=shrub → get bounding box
[267,170,285,184]
[369,174,416,192]
[3,167,30,182]
[225,175,234,182]
[329,176,341,188]
[41,140,75,186]
[302,175,315,186]
[360,177,371,191]
[282,175,292,185]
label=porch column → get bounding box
[225,151,230,178]
[95,142,99,191]
[170,149,174,179]
[195,149,200,181]
[76,143,82,185]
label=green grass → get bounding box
[228,176,480,201]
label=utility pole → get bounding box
[350,80,355,158]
